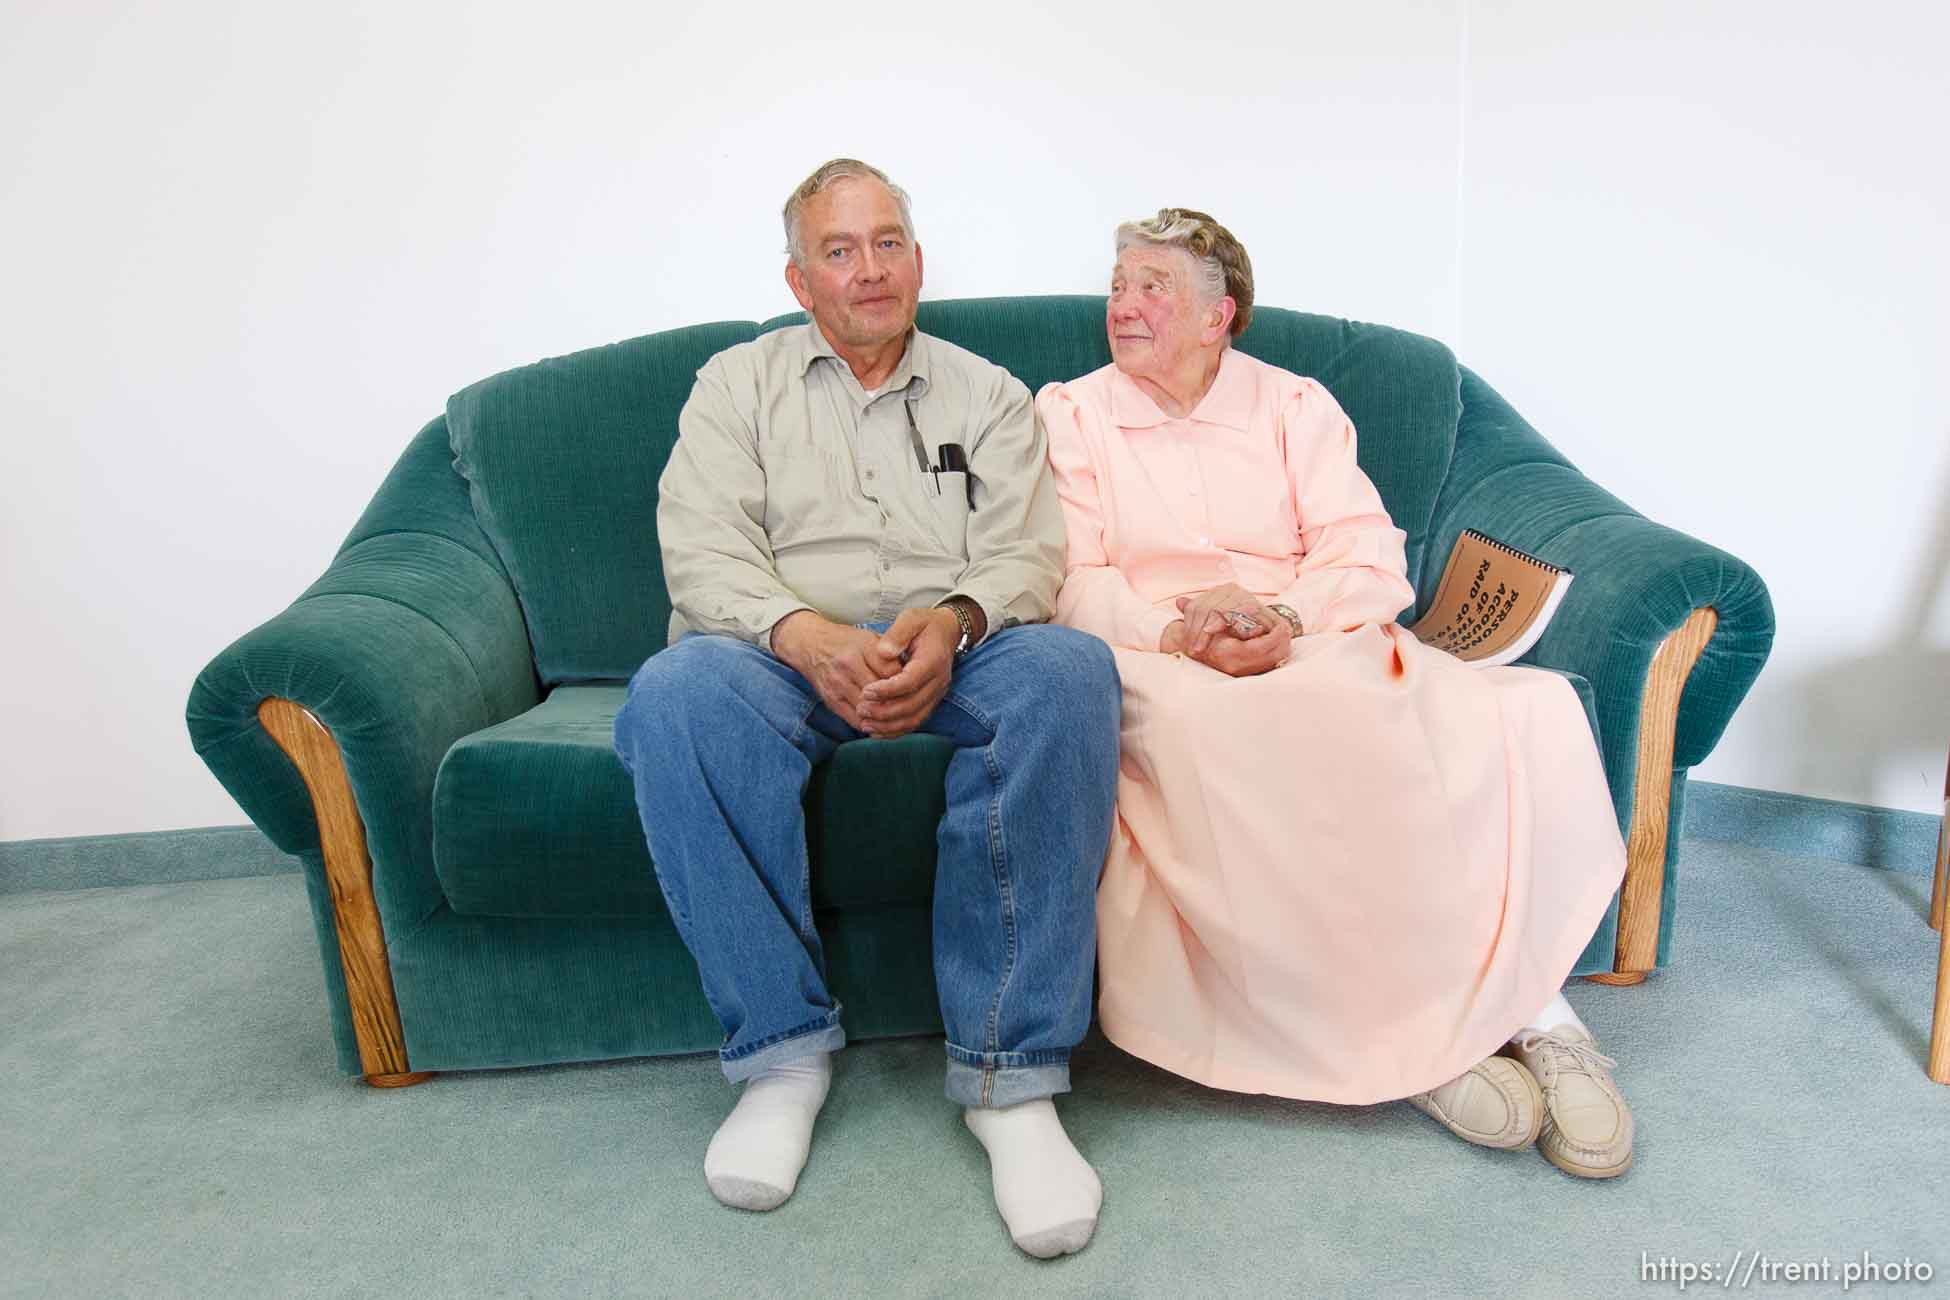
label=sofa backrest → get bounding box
[448,298,1459,686]
[447,320,758,684]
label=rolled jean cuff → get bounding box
[720,1011,846,1084]
[943,1044,1072,1108]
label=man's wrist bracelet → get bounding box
[938,599,977,656]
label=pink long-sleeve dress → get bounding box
[1038,349,1626,1105]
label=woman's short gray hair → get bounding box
[782,158,916,265]
[1114,208,1255,337]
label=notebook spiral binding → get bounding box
[1461,528,1563,574]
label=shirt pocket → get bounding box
[923,470,972,554]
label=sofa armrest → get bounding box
[186,418,541,935]
[1425,370,1775,810]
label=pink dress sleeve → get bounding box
[1271,380,1414,634]
[1038,382,1180,652]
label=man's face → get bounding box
[1107,245,1222,383]
[785,177,924,355]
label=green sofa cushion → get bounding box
[432,684,952,918]
[444,321,758,686]
[430,663,1599,929]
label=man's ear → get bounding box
[784,259,814,312]
[1204,296,1237,344]
[913,242,924,291]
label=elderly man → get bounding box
[611,159,1119,1258]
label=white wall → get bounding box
[1,1,1942,840]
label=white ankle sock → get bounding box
[963,1099,1103,1258]
[1520,990,1588,1037]
[703,1052,832,1211]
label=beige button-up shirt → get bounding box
[657,323,1065,648]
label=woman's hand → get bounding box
[1190,624,1291,676]
[1175,584,1270,655]
[1163,585,1293,677]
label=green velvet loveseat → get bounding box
[186,297,1774,1086]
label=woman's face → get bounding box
[1107,245,1219,384]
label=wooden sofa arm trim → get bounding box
[1587,606,1720,987]
[258,698,430,1088]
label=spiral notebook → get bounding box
[1406,529,1573,668]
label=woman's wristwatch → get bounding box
[1267,604,1303,637]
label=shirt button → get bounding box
[1198,536,1211,546]
[865,469,877,481]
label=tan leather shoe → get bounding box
[1506,1027,1635,1179]
[1406,1055,1545,1149]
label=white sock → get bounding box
[963,1099,1103,1258]
[1519,990,1589,1038]
[702,1051,832,1211]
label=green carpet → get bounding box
[2,839,1945,1297]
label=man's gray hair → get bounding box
[1114,208,1256,337]
[782,158,917,266]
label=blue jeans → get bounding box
[612,624,1120,1107]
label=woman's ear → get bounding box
[1206,296,1237,343]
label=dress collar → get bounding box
[1108,346,1253,432]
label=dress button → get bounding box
[1198,536,1211,546]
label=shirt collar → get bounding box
[1108,346,1253,432]
[799,321,930,402]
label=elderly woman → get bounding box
[1036,210,1636,1178]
